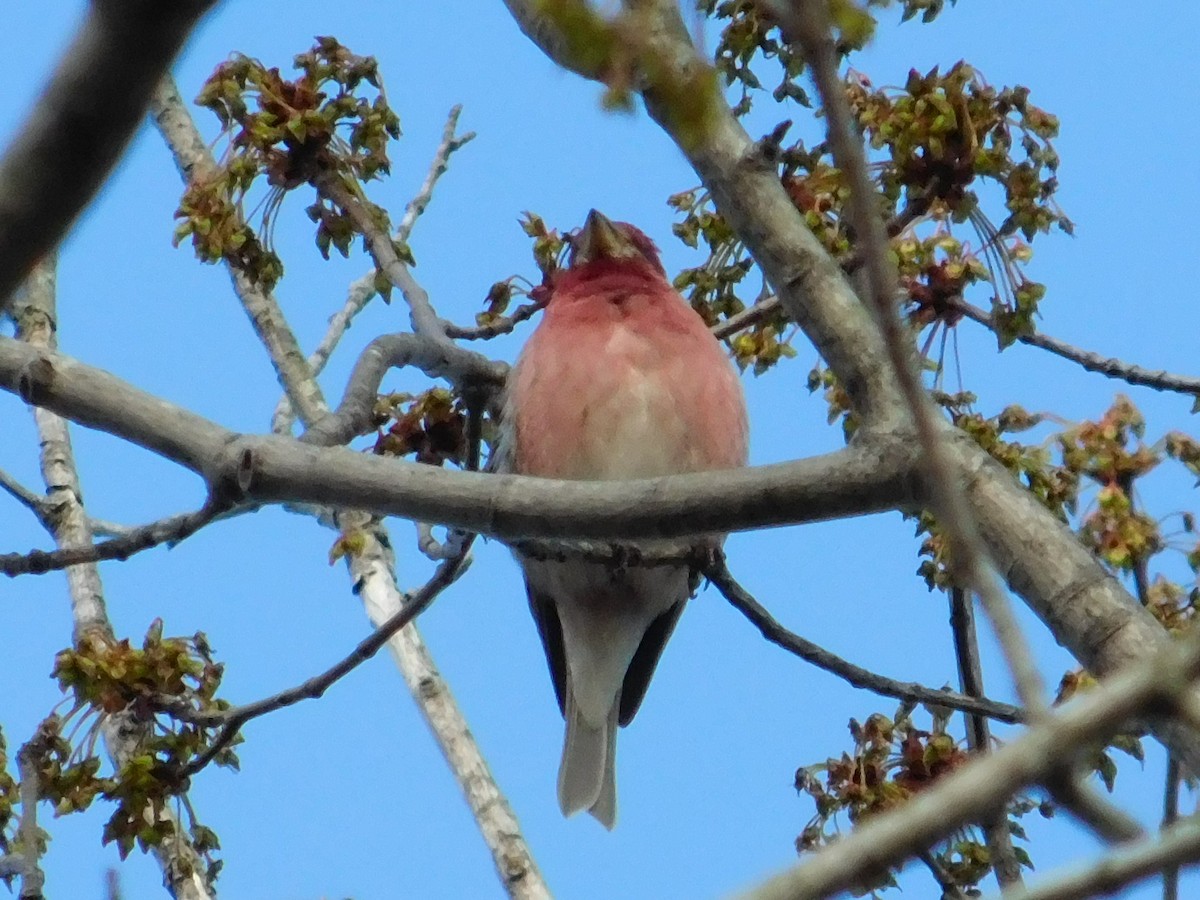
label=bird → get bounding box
[495,209,748,828]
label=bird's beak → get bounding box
[571,209,636,266]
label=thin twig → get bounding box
[704,554,1023,724]
[919,850,967,900]
[955,300,1200,398]
[178,540,474,778]
[769,0,1048,717]
[271,105,476,433]
[443,298,547,341]
[1164,753,1182,900]
[0,467,47,521]
[950,587,1025,891]
[1,502,229,577]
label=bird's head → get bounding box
[566,209,666,278]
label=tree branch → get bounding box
[0,0,217,305]
[15,733,46,900]
[15,260,213,899]
[705,556,1023,724]
[1,502,231,577]
[739,625,1200,900]
[177,539,473,778]
[150,76,330,427]
[337,516,551,899]
[768,0,1046,716]
[271,105,476,432]
[0,336,919,540]
[955,300,1200,398]
[300,331,506,447]
[949,586,1024,889]
[981,818,1200,900]
[1042,769,1145,845]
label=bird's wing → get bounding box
[617,598,686,726]
[525,576,567,715]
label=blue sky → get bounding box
[3,1,1200,898]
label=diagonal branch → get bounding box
[312,172,502,388]
[768,0,1046,716]
[176,539,473,777]
[955,300,1200,398]
[150,76,329,427]
[0,0,217,305]
[739,625,1200,900]
[982,818,1200,900]
[271,105,476,433]
[705,555,1023,724]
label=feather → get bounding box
[497,211,748,826]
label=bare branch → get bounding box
[1043,769,1145,845]
[300,331,506,447]
[705,555,1023,724]
[15,733,47,900]
[768,0,1047,716]
[340,517,551,899]
[1164,753,1182,900]
[0,466,52,527]
[949,587,1024,889]
[149,76,330,427]
[0,335,919,541]
[982,818,1200,900]
[739,627,1200,900]
[956,300,1200,398]
[1,502,230,577]
[0,0,217,305]
[395,106,476,243]
[177,539,474,778]
[443,298,547,341]
[272,104,476,433]
[15,260,213,898]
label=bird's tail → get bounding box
[558,689,618,829]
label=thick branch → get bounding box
[0,337,918,540]
[0,0,217,304]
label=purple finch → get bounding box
[498,210,748,828]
